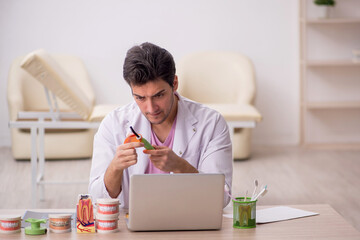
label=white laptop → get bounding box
[127,173,225,231]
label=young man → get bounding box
[89,42,233,208]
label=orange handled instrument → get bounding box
[124,126,155,150]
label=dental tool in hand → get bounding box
[252,185,268,201]
[224,184,237,202]
[124,126,154,150]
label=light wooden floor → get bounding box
[0,146,359,231]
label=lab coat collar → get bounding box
[172,92,198,158]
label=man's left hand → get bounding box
[143,146,198,173]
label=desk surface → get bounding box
[1,204,359,239]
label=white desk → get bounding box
[1,204,359,239]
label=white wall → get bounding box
[0,0,299,146]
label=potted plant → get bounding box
[314,0,336,18]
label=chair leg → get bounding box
[38,125,45,201]
[30,127,38,208]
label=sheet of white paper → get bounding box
[256,206,319,223]
[223,206,319,224]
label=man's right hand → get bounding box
[110,142,145,171]
[104,142,144,198]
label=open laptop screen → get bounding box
[127,173,225,231]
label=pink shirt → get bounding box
[145,117,177,174]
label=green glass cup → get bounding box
[233,197,257,229]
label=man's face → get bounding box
[131,78,178,125]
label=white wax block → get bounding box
[256,206,319,224]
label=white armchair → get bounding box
[176,51,262,160]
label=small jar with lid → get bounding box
[95,213,119,233]
[96,198,120,218]
[48,214,72,233]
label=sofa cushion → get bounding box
[89,104,120,122]
[206,103,262,122]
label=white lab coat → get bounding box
[88,93,233,208]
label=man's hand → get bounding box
[104,142,144,198]
[143,146,198,173]
[110,142,144,171]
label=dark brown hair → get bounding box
[123,42,176,87]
